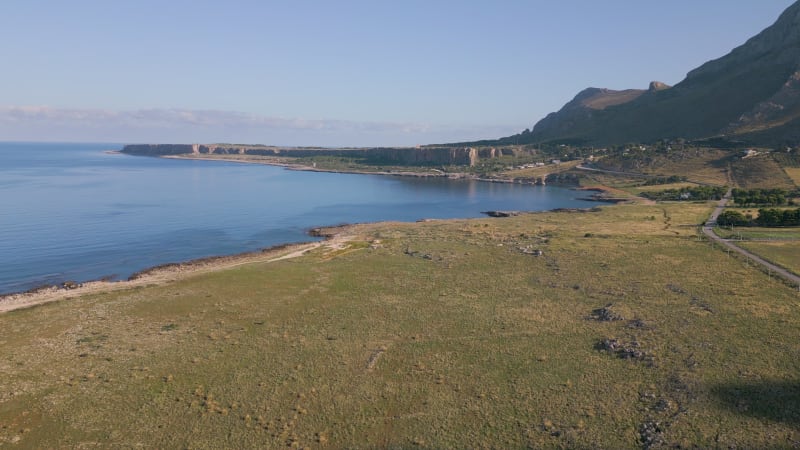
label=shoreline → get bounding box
[161,154,472,179]
[0,226,357,314]
[156,155,653,197]
[1,155,630,313]
[0,204,611,314]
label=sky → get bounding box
[0,1,795,147]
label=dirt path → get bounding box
[0,234,356,314]
[703,189,800,288]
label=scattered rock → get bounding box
[404,248,434,261]
[690,296,714,313]
[366,347,386,370]
[589,304,624,322]
[62,280,81,290]
[595,337,654,364]
[518,246,543,256]
[481,210,521,217]
[666,283,686,295]
[654,398,673,413]
[639,420,665,449]
[627,319,649,329]
[639,391,657,402]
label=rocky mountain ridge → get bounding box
[517,1,800,146]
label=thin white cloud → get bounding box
[0,106,429,132]
[0,105,523,147]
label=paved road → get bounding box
[703,188,800,288]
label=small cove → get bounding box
[0,142,596,294]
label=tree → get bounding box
[717,210,748,227]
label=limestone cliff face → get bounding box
[121,144,196,155]
[121,144,490,167]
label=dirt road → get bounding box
[703,189,800,288]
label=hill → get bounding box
[505,1,800,147]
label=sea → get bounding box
[0,142,595,294]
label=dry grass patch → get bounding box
[731,154,795,189]
[499,160,581,179]
[784,167,800,187]
[651,150,731,186]
[597,148,732,186]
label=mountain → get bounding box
[516,1,800,147]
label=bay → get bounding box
[0,142,595,294]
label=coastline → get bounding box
[1,154,630,313]
[159,154,545,185]
[0,225,357,314]
[161,154,480,180]
[156,154,650,196]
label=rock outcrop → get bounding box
[648,81,670,92]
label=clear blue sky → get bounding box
[0,0,795,146]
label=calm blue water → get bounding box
[0,142,594,293]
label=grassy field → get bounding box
[738,241,800,276]
[714,226,800,240]
[2,203,800,448]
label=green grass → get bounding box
[714,226,800,240]
[1,203,800,448]
[738,241,800,276]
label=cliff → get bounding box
[121,144,503,167]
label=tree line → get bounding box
[641,185,727,201]
[641,175,688,186]
[732,188,795,206]
[717,208,800,227]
